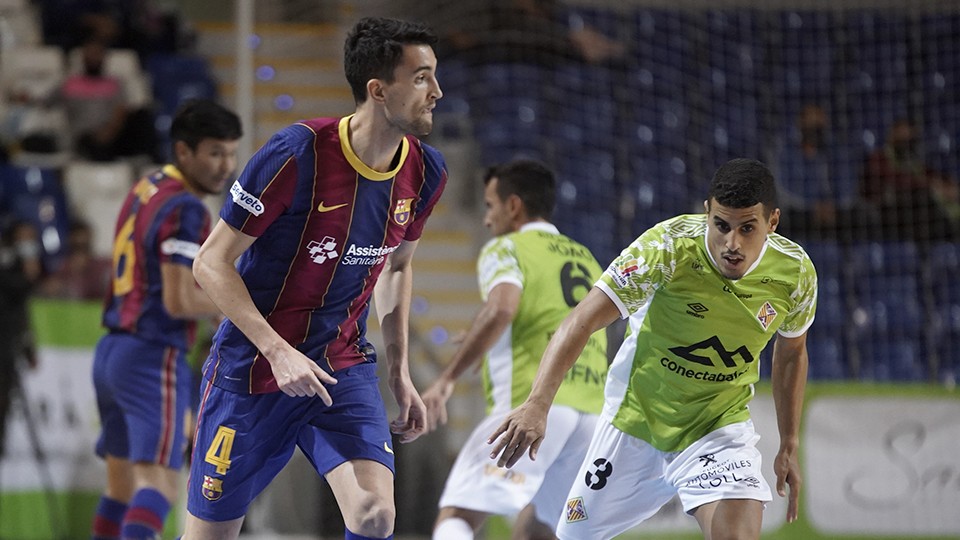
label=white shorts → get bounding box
[557,419,772,540]
[438,405,597,526]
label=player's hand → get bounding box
[774,442,802,523]
[388,373,427,443]
[487,401,548,469]
[267,346,337,404]
[422,377,455,432]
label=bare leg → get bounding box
[182,512,245,540]
[326,459,396,538]
[512,504,557,540]
[692,499,763,540]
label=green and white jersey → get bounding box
[596,214,817,453]
[479,222,608,415]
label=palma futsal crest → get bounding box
[393,198,414,225]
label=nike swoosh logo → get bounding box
[383,442,394,454]
[317,201,348,213]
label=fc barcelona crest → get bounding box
[202,475,223,501]
[393,198,414,225]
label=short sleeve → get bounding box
[778,253,818,337]
[156,197,210,267]
[403,143,447,242]
[596,224,675,319]
[220,126,301,237]
[477,236,522,300]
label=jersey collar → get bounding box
[338,115,410,181]
[701,230,769,281]
[518,221,559,234]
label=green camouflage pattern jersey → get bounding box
[478,222,608,415]
[596,214,817,452]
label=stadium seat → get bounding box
[63,161,134,258]
[0,45,64,101]
[847,241,920,277]
[856,337,924,382]
[0,164,69,268]
[842,10,909,94]
[768,10,838,99]
[807,335,846,380]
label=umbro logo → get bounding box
[686,303,708,318]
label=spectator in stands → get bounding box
[859,119,960,242]
[0,219,42,457]
[38,220,110,301]
[60,34,157,162]
[774,104,838,240]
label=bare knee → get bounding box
[349,494,395,537]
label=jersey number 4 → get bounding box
[205,426,236,474]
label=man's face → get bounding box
[483,178,514,237]
[381,44,442,137]
[177,138,240,196]
[704,198,779,280]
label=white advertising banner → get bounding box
[805,396,960,536]
[1,347,104,492]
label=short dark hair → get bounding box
[170,99,242,150]
[344,17,438,104]
[485,159,556,220]
[708,158,778,215]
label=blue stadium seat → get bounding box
[627,97,689,156]
[847,241,920,277]
[807,335,846,380]
[768,10,838,99]
[552,147,618,204]
[630,9,696,97]
[0,164,70,269]
[842,10,909,94]
[554,209,619,265]
[856,337,924,382]
[630,154,694,228]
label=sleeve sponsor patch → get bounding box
[229,180,265,216]
[160,239,201,259]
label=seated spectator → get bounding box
[61,36,157,162]
[859,119,960,243]
[38,220,110,301]
[774,104,839,240]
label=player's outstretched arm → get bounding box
[193,220,337,402]
[488,287,619,468]
[423,282,520,432]
[771,332,809,523]
[374,239,427,443]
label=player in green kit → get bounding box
[489,159,816,540]
[423,160,608,539]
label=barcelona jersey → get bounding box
[205,116,447,394]
[102,165,211,350]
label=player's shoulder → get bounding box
[269,117,339,153]
[408,137,447,173]
[766,232,812,266]
[480,234,516,257]
[657,214,707,239]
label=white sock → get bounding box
[433,517,474,540]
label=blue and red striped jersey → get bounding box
[102,165,211,350]
[205,116,447,394]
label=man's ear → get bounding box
[769,208,781,232]
[173,140,189,163]
[366,79,386,104]
[507,193,524,217]
[703,199,710,213]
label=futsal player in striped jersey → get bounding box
[91,99,242,540]
[182,17,446,540]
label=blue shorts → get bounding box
[92,332,192,469]
[186,362,395,522]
